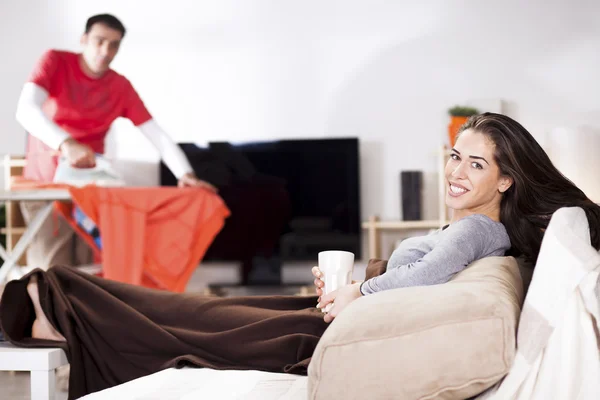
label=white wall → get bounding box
[2,0,600,221]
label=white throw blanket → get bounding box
[80,368,307,400]
[477,207,600,400]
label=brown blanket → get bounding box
[0,259,388,399]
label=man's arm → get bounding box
[138,120,216,191]
[15,82,70,150]
[16,79,95,168]
[137,119,193,178]
[16,49,72,150]
[123,79,216,191]
[120,79,191,176]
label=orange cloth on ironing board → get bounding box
[67,185,230,292]
[10,178,230,292]
[10,178,104,262]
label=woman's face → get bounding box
[444,129,512,220]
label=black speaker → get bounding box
[400,171,423,220]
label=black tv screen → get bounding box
[160,138,361,280]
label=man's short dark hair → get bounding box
[85,14,126,38]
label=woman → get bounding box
[315,112,600,321]
[2,113,600,399]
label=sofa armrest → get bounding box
[308,256,523,400]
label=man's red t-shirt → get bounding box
[23,49,153,182]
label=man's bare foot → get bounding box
[27,276,66,342]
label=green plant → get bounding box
[448,105,479,117]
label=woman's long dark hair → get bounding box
[459,113,600,264]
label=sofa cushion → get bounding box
[307,256,524,400]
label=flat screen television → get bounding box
[160,138,361,284]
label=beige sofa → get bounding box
[308,256,525,400]
[60,208,599,400]
[70,256,526,400]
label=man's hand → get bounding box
[317,282,363,323]
[178,172,218,192]
[59,138,96,168]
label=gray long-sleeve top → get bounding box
[360,214,511,295]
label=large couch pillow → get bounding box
[308,256,524,400]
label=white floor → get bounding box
[0,371,67,400]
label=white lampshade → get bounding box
[548,126,600,203]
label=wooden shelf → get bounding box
[3,155,28,265]
[362,217,449,259]
[0,227,26,235]
[5,159,27,167]
[361,144,451,259]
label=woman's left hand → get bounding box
[317,282,363,323]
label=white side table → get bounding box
[0,341,68,400]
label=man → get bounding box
[15,13,216,269]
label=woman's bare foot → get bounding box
[27,276,66,342]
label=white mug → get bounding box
[318,250,355,313]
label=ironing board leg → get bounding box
[0,202,54,284]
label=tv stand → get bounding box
[206,256,314,297]
[243,255,282,286]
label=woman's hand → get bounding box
[317,282,363,323]
[311,266,325,300]
[311,266,363,304]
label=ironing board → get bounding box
[0,189,71,284]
